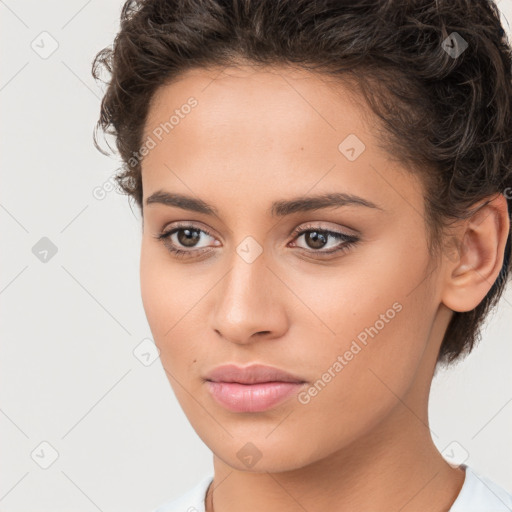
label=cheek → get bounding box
[140,241,189,355]
[140,237,197,330]
[311,226,434,352]
[140,245,212,427]
[139,239,215,376]
[280,292,433,460]
[292,238,436,413]
[140,241,169,338]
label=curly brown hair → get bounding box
[92,0,512,366]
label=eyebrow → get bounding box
[145,190,382,217]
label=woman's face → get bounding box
[140,65,450,471]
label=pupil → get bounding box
[306,231,327,249]
[178,228,200,247]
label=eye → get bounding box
[153,223,220,259]
[289,223,359,257]
[153,222,359,260]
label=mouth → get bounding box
[205,380,306,413]
[203,363,306,412]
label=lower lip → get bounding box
[205,381,305,412]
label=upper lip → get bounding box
[204,364,306,384]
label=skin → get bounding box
[139,64,510,512]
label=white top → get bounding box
[152,464,512,512]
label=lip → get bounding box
[203,364,307,413]
[205,381,305,412]
[203,363,306,385]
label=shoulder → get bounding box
[152,474,214,512]
[450,465,512,512]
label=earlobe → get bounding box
[441,194,510,313]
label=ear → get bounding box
[441,193,510,313]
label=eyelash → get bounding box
[153,222,359,260]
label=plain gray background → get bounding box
[1,1,511,511]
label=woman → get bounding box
[92,0,512,510]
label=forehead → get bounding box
[144,64,372,148]
[140,64,423,218]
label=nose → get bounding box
[210,249,289,345]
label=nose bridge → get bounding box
[212,241,285,343]
[220,245,271,319]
